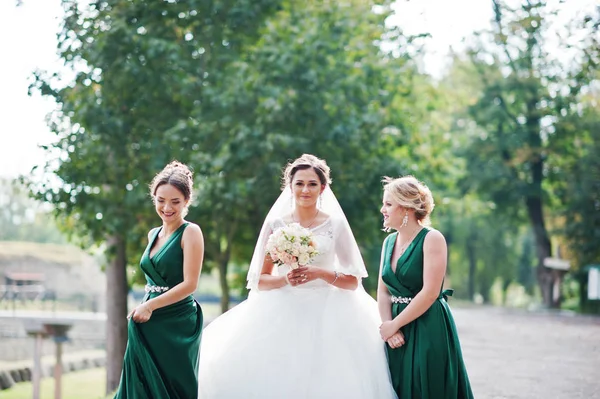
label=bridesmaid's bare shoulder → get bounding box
[423,228,446,249]
[182,221,203,237]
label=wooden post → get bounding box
[54,339,63,399]
[32,332,43,399]
[23,320,49,399]
[42,323,72,399]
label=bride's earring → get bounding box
[318,194,322,209]
[401,211,408,228]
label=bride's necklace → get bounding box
[293,209,320,228]
[397,226,422,255]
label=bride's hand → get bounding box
[285,269,305,286]
[289,266,319,286]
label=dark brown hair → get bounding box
[282,154,332,189]
[149,161,194,201]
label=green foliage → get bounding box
[0,178,67,244]
[184,0,422,299]
[26,0,424,308]
[459,0,599,222]
[445,0,600,307]
[25,0,599,318]
[26,0,288,390]
[552,102,600,268]
[27,0,286,276]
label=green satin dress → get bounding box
[114,222,203,399]
[381,229,474,399]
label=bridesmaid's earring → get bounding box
[401,211,408,228]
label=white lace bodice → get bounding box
[269,217,349,289]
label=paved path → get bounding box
[451,304,600,399]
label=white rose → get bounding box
[298,253,310,265]
[277,236,287,247]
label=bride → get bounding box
[198,154,397,399]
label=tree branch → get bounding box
[492,0,519,74]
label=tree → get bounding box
[550,8,600,271]
[28,0,282,392]
[460,0,599,307]
[186,0,421,304]
[406,51,527,304]
[27,0,423,390]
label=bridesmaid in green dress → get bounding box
[114,161,204,399]
[377,175,474,399]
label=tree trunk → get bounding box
[525,195,554,308]
[502,279,511,306]
[218,257,230,314]
[217,223,238,314]
[523,84,556,308]
[466,237,477,302]
[217,238,233,314]
[105,235,129,394]
[445,226,453,276]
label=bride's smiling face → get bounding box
[291,168,324,207]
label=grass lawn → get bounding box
[1,367,113,399]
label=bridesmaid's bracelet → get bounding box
[331,271,339,285]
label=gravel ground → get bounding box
[451,304,600,399]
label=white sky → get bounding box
[0,0,63,179]
[0,0,595,179]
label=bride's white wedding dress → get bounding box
[198,217,397,399]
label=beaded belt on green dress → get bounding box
[145,284,170,293]
[390,296,412,304]
[391,289,455,304]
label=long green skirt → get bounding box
[114,297,203,399]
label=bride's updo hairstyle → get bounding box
[282,154,332,189]
[382,175,435,226]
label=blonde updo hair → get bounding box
[282,154,332,189]
[382,175,435,226]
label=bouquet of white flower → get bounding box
[265,223,319,269]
